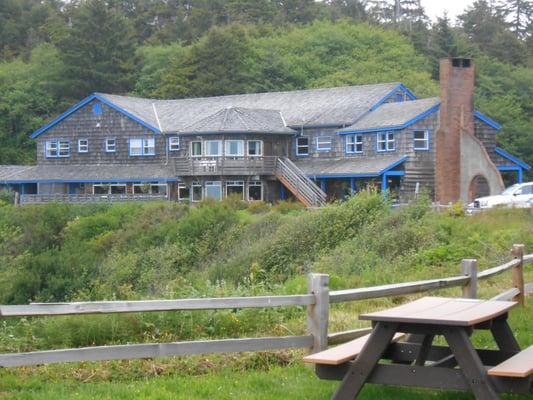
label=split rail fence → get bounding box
[0,244,531,368]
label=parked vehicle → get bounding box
[470,182,533,210]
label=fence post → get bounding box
[307,273,329,354]
[511,244,525,306]
[461,259,478,299]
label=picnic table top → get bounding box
[359,296,517,326]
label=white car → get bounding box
[471,182,533,209]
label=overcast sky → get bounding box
[422,0,475,22]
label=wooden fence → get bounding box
[0,244,531,368]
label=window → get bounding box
[191,141,202,157]
[129,138,155,156]
[296,137,309,156]
[169,137,180,151]
[205,140,222,157]
[45,140,70,158]
[516,185,533,195]
[225,140,244,157]
[377,132,395,152]
[93,184,108,195]
[110,184,126,194]
[178,184,190,201]
[106,138,116,153]
[316,136,332,152]
[226,181,244,200]
[133,183,167,195]
[93,183,125,195]
[192,183,203,202]
[395,92,405,102]
[248,140,263,156]
[205,181,222,199]
[78,139,89,153]
[248,181,262,201]
[346,135,363,154]
[413,130,429,150]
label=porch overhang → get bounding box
[495,147,531,183]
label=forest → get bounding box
[0,0,532,173]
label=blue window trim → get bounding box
[168,136,180,151]
[495,147,531,170]
[345,134,363,154]
[78,138,89,153]
[92,102,103,116]
[474,111,502,130]
[338,103,440,135]
[45,139,70,158]
[316,136,332,152]
[413,129,430,151]
[129,137,155,156]
[105,138,117,153]
[376,132,395,152]
[31,93,161,139]
[296,136,310,157]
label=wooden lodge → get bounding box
[0,58,530,207]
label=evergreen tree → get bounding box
[496,0,532,39]
[57,0,136,98]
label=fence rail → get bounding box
[0,244,530,367]
[20,193,168,205]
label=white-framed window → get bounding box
[225,140,244,157]
[226,181,244,200]
[133,183,167,195]
[205,140,222,157]
[248,181,263,201]
[316,136,332,152]
[192,182,203,202]
[205,181,222,199]
[93,183,126,195]
[78,139,89,153]
[45,140,70,158]
[106,138,116,153]
[413,130,429,150]
[178,184,190,201]
[129,138,155,156]
[191,141,202,157]
[377,132,395,152]
[296,136,309,156]
[346,135,363,154]
[169,137,180,151]
[248,140,263,156]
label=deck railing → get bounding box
[19,193,168,205]
[175,156,277,176]
[0,245,530,367]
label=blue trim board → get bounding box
[31,93,161,139]
[495,147,530,170]
[369,83,417,111]
[498,165,523,183]
[339,104,440,135]
[474,111,502,131]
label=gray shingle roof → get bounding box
[339,97,440,133]
[0,165,176,183]
[180,107,294,135]
[293,155,407,177]
[98,82,400,133]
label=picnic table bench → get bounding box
[304,296,533,399]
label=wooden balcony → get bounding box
[175,156,277,176]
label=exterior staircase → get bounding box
[275,157,327,208]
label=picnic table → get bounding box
[304,296,533,399]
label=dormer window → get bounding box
[346,135,363,154]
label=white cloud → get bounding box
[421,0,476,23]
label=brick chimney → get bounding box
[435,58,475,203]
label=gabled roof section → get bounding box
[98,83,402,131]
[495,147,531,170]
[180,107,294,135]
[31,93,162,138]
[338,97,440,134]
[474,111,502,130]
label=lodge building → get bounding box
[0,58,530,206]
